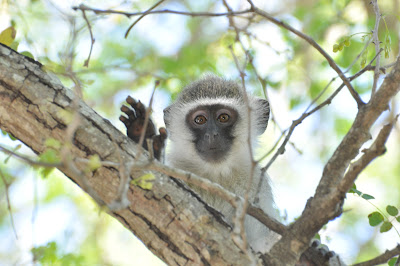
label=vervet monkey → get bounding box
[120,75,277,252]
[120,76,344,265]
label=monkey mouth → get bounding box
[196,147,229,162]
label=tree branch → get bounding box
[248,3,364,108]
[73,4,251,18]
[0,44,253,265]
[353,244,400,266]
[266,55,400,265]
[370,0,382,96]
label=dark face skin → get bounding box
[186,104,238,162]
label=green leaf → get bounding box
[396,216,400,223]
[361,193,375,200]
[10,41,19,50]
[333,44,339,53]
[0,26,16,46]
[349,187,362,196]
[86,79,95,85]
[388,257,399,266]
[58,109,74,124]
[40,167,54,178]
[39,149,60,164]
[38,149,60,178]
[45,138,61,150]
[31,241,58,263]
[380,221,393,233]
[334,117,352,137]
[360,58,367,68]
[131,173,155,190]
[21,51,34,59]
[31,241,84,265]
[386,205,399,216]
[1,130,17,141]
[87,154,101,171]
[368,212,384,226]
[289,97,302,109]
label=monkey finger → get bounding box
[326,251,335,258]
[126,96,144,117]
[126,96,146,118]
[119,115,130,127]
[120,105,136,119]
[133,100,147,118]
[311,239,320,248]
[158,127,168,140]
[126,95,137,106]
[152,134,166,160]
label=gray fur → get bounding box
[177,75,244,103]
[163,75,279,253]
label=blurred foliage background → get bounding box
[0,0,399,265]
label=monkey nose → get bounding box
[205,132,219,139]
[204,132,219,145]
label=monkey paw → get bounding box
[297,240,345,266]
[119,96,167,160]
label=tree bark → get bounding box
[0,44,253,265]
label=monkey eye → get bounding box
[217,114,230,123]
[194,115,207,125]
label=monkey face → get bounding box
[185,104,238,163]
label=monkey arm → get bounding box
[119,96,167,160]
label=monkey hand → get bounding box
[119,96,167,161]
[297,240,346,266]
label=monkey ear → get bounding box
[255,98,270,135]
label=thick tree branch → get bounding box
[266,55,400,265]
[338,117,397,194]
[0,44,253,265]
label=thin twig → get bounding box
[352,244,400,266]
[344,36,373,74]
[247,0,364,108]
[73,4,250,18]
[108,141,133,211]
[261,49,385,172]
[125,0,166,38]
[228,43,254,255]
[136,80,160,159]
[0,145,61,168]
[81,9,95,67]
[371,0,381,96]
[0,167,18,239]
[76,1,364,109]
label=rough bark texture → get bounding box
[0,44,253,265]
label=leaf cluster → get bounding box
[350,184,400,235]
[31,241,84,266]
